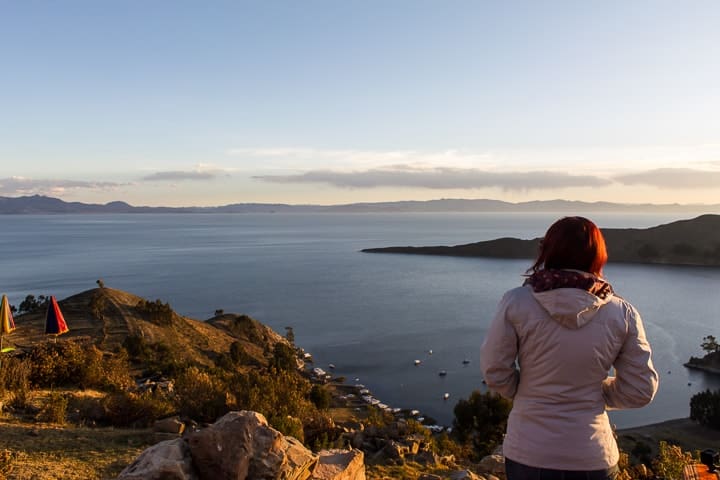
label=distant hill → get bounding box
[9,287,286,368]
[1,195,719,214]
[363,214,720,267]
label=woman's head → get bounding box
[530,216,608,275]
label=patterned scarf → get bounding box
[523,269,614,299]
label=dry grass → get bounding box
[0,418,154,480]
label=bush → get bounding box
[37,392,68,424]
[174,366,233,423]
[0,356,31,405]
[452,390,512,458]
[270,415,305,443]
[270,343,297,371]
[653,441,695,479]
[135,299,174,326]
[27,340,132,391]
[690,389,720,429]
[99,390,175,427]
[309,385,331,410]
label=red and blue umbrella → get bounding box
[45,295,69,338]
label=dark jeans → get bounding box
[505,457,619,480]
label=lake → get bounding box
[1,211,719,428]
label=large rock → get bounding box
[154,416,185,435]
[118,411,367,480]
[188,411,318,480]
[117,438,198,480]
[478,454,505,477]
[312,449,365,480]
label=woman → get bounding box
[480,216,658,479]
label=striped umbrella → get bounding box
[45,296,69,340]
[0,294,16,352]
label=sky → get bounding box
[1,0,719,207]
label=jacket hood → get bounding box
[530,286,613,329]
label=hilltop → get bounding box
[363,214,720,267]
[1,194,719,214]
[9,287,284,370]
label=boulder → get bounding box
[118,411,366,480]
[154,417,185,435]
[312,449,365,480]
[478,454,505,477]
[188,411,318,480]
[117,438,197,480]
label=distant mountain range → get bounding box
[363,214,720,267]
[1,195,719,214]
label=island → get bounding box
[363,214,720,267]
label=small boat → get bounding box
[462,359,470,365]
[443,393,450,400]
[328,363,336,369]
[428,349,433,355]
[414,359,421,366]
[438,370,447,377]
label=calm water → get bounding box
[2,212,719,428]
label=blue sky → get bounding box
[1,1,719,206]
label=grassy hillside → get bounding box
[8,287,284,369]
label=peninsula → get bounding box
[363,214,720,267]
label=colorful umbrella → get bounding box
[45,295,69,338]
[1,294,16,352]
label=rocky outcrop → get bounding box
[117,411,365,480]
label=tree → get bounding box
[690,389,720,429]
[452,390,512,458]
[701,335,720,354]
[17,294,48,314]
[285,326,295,345]
[270,343,297,372]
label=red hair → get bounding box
[530,216,608,276]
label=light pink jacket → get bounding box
[480,284,658,470]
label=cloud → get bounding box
[254,166,611,191]
[141,166,231,182]
[0,177,123,196]
[614,168,720,189]
[227,147,494,170]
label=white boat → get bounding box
[328,363,335,369]
[414,359,421,366]
[438,370,447,376]
[443,393,450,400]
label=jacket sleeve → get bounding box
[602,303,659,409]
[480,291,520,400]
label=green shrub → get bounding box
[309,385,331,410]
[270,415,304,442]
[452,390,512,458]
[690,389,720,429]
[652,441,695,480]
[174,366,232,422]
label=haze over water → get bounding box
[2,212,719,428]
